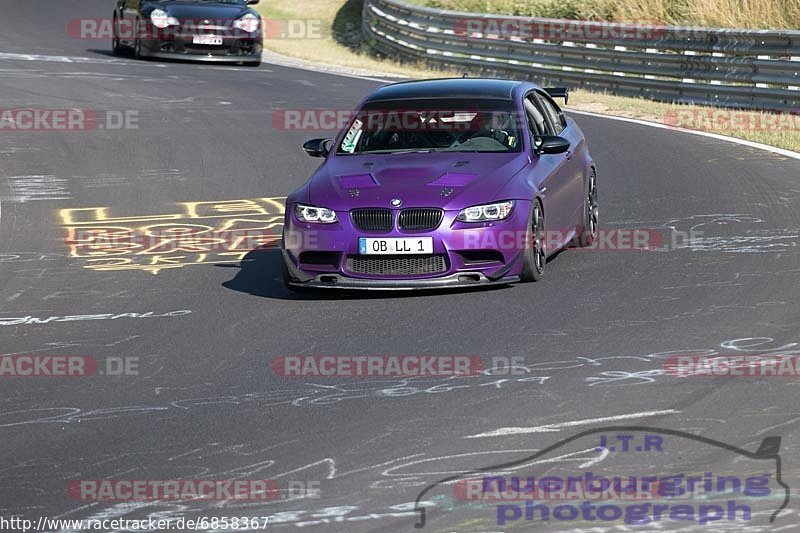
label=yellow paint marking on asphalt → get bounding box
[60,197,286,274]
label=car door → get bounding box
[533,90,585,237]
[523,92,572,250]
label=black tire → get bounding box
[242,60,262,67]
[574,168,598,247]
[111,15,123,55]
[132,19,143,59]
[520,200,545,282]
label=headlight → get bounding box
[150,9,179,29]
[234,13,260,33]
[457,200,515,222]
[295,204,337,224]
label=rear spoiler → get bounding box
[544,87,569,105]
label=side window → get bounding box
[523,96,547,137]
[534,92,567,135]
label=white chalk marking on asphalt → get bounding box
[0,310,192,326]
[0,52,121,64]
[464,409,680,438]
[1,175,70,203]
[568,108,800,161]
[579,445,610,468]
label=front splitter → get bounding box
[287,272,520,291]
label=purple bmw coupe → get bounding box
[281,78,597,290]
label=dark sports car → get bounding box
[282,78,598,290]
[111,0,262,65]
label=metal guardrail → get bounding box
[362,0,800,110]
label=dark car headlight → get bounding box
[295,204,337,224]
[457,200,515,222]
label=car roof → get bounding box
[364,78,531,102]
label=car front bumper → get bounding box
[281,202,531,290]
[140,36,262,63]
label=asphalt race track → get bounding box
[1,1,800,532]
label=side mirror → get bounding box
[302,138,331,158]
[245,0,260,4]
[534,135,570,155]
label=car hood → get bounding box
[154,2,252,20]
[308,152,529,211]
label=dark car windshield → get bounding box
[337,98,523,155]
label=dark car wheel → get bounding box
[520,200,545,282]
[111,15,123,55]
[242,60,262,67]
[132,19,143,59]
[574,168,598,247]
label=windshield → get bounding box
[337,98,522,155]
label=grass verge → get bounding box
[255,0,448,77]
[256,0,800,153]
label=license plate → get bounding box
[192,35,223,45]
[359,237,433,255]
